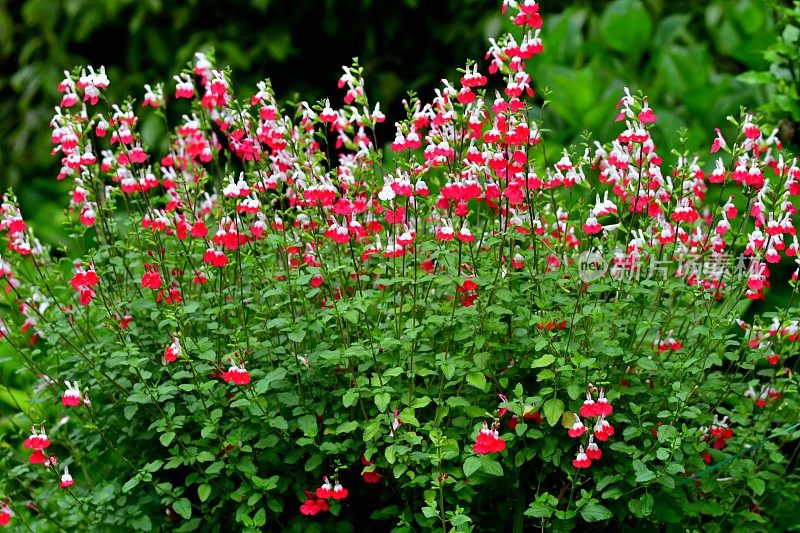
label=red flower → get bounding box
[315,477,333,499]
[300,491,330,516]
[316,476,348,499]
[163,337,181,363]
[594,389,613,417]
[497,393,509,418]
[593,416,614,442]
[361,455,382,484]
[578,392,597,418]
[59,466,74,489]
[472,421,506,454]
[585,436,602,460]
[637,103,657,124]
[331,481,348,500]
[362,470,382,483]
[61,381,81,407]
[29,449,46,464]
[572,445,591,468]
[140,264,163,289]
[120,314,133,330]
[710,426,734,450]
[0,502,12,526]
[523,408,543,423]
[507,415,519,430]
[567,414,586,438]
[191,220,208,238]
[24,426,51,464]
[222,358,251,385]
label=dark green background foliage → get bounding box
[738,1,800,143]
[0,0,789,235]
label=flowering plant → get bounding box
[1,0,799,530]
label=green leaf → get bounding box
[446,396,471,408]
[251,475,278,491]
[748,477,765,496]
[664,463,685,475]
[463,456,481,477]
[632,459,655,483]
[195,451,215,463]
[297,415,318,437]
[374,392,391,412]
[531,353,555,368]
[336,421,359,434]
[131,515,152,531]
[172,498,192,520]
[253,508,266,527]
[144,460,164,472]
[566,383,581,399]
[543,398,564,427]
[122,477,140,493]
[599,0,652,54]
[198,484,211,502]
[305,454,323,472]
[596,474,622,491]
[422,506,439,519]
[478,456,504,476]
[411,395,431,409]
[159,431,176,447]
[206,461,224,475]
[363,420,381,442]
[628,493,654,517]
[580,502,613,522]
[343,389,359,408]
[287,330,306,343]
[255,368,287,394]
[525,501,555,518]
[450,514,471,526]
[385,446,396,464]
[734,69,768,86]
[398,408,419,427]
[466,372,487,390]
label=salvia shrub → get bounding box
[0,0,799,531]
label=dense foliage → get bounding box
[1,0,800,531]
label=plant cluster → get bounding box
[0,0,799,531]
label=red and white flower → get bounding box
[61,381,82,407]
[473,421,506,454]
[222,358,251,385]
[567,414,586,438]
[0,502,12,526]
[593,416,615,442]
[164,337,181,363]
[572,445,591,468]
[59,466,74,489]
[23,426,51,464]
[300,491,330,516]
